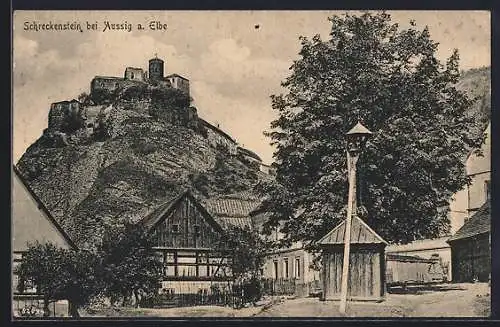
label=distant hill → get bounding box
[457,66,491,138]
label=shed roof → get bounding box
[447,200,490,243]
[318,216,387,245]
[347,122,373,136]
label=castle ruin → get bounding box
[45,55,273,174]
[90,55,190,97]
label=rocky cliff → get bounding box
[17,93,269,248]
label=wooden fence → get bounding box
[142,281,248,308]
[386,254,447,286]
[261,278,322,298]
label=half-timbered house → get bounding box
[137,190,234,294]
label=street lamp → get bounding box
[339,121,372,315]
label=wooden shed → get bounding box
[318,216,387,302]
[447,200,490,283]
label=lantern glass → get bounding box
[346,122,372,154]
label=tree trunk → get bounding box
[43,297,50,317]
[68,301,80,318]
[134,289,140,308]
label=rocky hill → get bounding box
[457,66,491,138]
[16,87,270,248]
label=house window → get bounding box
[172,224,179,233]
[273,261,279,280]
[485,180,490,201]
[283,258,289,279]
[194,225,200,235]
[295,257,301,278]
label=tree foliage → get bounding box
[96,221,163,307]
[15,242,100,317]
[216,225,268,280]
[257,11,484,248]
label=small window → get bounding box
[194,225,200,235]
[283,258,289,279]
[273,261,279,280]
[295,257,301,278]
[172,224,179,233]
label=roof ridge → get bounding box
[12,165,78,250]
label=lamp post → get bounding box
[339,121,372,315]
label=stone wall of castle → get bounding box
[48,100,81,131]
[124,67,146,81]
[166,74,190,97]
[200,120,238,155]
[90,76,148,94]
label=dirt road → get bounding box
[255,283,490,318]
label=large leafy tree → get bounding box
[15,242,101,318]
[257,11,484,249]
[97,221,162,307]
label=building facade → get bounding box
[448,122,491,234]
[137,190,234,294]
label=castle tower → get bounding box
[148,55,164,81]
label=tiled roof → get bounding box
[318,216,387,245]
[215,217,253,230]
[386,237,450,253]
[204,197,260,218]
[204,196,261,230]
[448,200,490,242]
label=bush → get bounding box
[132,139,157,155]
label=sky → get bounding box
[12,10,491,164]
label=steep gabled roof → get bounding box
[318,215,387,245]
[137,190,224,234]
[448,200,490,243]
[12,166,78,250]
